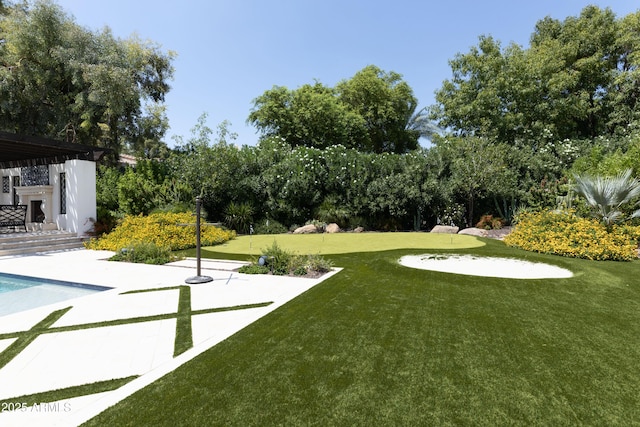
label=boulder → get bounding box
[430,225,459,234]
[325,223,341,233]
[352,226,365,233]
[458,227,489,237]
[486,226,513,240]
[293,224,318,234]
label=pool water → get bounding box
[0,273,110,317]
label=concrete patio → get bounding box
[0,249,339,426]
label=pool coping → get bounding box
[0,272,113,293]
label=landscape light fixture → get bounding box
[185,197,213,284]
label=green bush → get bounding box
[315,196,351,226]
[224,202,254,234]
[292,265,308,276]
[241,242,334,276]
[150,202,193,214]
[254,218,288,235]
[109,242,176,265]
[261,241,293,275]
[117,165,160,216]
[346,216,369,230]
[439,203,466,228]
[304,253,334,273]
[238,264,270,274]
[90,206,119,237]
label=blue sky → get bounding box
[54,0,639,147]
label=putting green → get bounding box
[206,232,484,255]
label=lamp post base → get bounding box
[185,275,213,284]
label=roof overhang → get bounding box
[0,131,109,168]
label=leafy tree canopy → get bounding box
[248,65,425,153]
[0,0,175,159]
[247,82,368,150]
[336,65,421,153]
[430,6,640,145]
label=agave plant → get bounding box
[573,169,640,226]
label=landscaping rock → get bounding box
[456,226,513,239]
[430,225,459,234]
[458,227,489,237]
[486,226,513,240]
[353,226,365,233]
[293,224,319,234]
[326,223,341,233]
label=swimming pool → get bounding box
[0,273,111,317]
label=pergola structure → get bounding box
[0,131,109,236]
[0,131,108,168]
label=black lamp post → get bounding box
[185,197,213,284]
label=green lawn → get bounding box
[86,237,640,426]
[207,231,484,255]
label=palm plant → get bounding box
[406,107,442,142]
[573,169,640,226]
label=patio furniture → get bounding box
[0,205,27,231]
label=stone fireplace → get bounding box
[15,185,57,231]
[30,200,45,222]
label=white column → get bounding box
[65,160,96,237]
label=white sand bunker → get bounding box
[399,254,573,279]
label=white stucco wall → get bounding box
[65,160,96,236]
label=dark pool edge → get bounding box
[0,272,113,292]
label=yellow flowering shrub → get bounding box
[84,212,236,251]
[504,210,637,261]
[619,224,640,245]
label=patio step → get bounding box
[0,231,86,256]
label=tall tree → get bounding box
[249,65,425,153]
[439,136,516,226]
[429,35,521,142]
[609,10,640,131]
[430,6,633,144]
[247,82,367,149]
[0,0,175,158]
[129,104,170,160]
[0,1,9,15]
[336,65,421,153]
[529,6,618,138]
[168,114,242,219]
